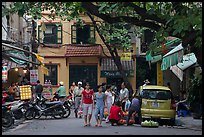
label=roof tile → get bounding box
[65,44,102,57]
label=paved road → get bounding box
[2,109,202,135]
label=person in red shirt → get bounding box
[108,101,124,126]
[80,82,94,127]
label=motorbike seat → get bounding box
[44,101,62,105]
[2,103,12,107]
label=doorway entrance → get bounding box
[69,65,97,91]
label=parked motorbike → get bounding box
[2,104,15,128]
[25,96,66,120]
[10,100,29,120]
[51,93,71,118]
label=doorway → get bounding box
[69,65,97,92]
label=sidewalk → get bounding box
[175,115,202,131]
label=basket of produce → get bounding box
[141,120,159,128]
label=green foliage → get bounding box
[187,73,202,107]
[99,23,131,49]
[2,2,202,52]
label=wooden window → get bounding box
[38,24,62,44]
[71,24,95,44]
[44,65,58,85]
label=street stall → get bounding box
[20,85,32,100]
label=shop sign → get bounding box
[101,70,134,78]
[2,65,8,82]
[30,70,38,85]
[121,52,132,61]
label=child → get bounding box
[108,101,124,126]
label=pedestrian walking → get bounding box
[55,81,66,102]
[101,82,107,93]
[108,101,124,126]
[73,81,84,118]
[70,82,77,102]
[105,85,113,123]
[35,80,43,99]
[119,82,129,112]
[80,82,94,127]
[94,85,107,127]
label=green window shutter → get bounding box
[71,25,77,44]
[90,25,95,44]
[57,24,62,44]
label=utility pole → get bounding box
[31,19,37,69]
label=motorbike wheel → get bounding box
[63,103,71,118]
[34,110,42,119]
[53,108,64,119]
[25,108,35,120]
[13,110,23,120]
[2,113,14,128]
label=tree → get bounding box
[3,2,202,96]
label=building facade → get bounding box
[37,11,138,94]
[2,2,34,87]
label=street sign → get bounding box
[30,69,38,85]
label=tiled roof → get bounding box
[65,44,102,57]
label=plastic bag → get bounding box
[78,107,83,116]
[104,107,109,118]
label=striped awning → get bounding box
[161,43,184,71]
[101,58,134,71]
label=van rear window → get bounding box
[140,90,172,100]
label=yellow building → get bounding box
[37,11,137,95]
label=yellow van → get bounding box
[136,85,176,125]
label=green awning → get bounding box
[161,43,184,71]
[146,53,162,63]
[145,37,182,63]
[170,53,197,81]
[9,51,29,65]
[176,53,197,71]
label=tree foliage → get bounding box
[3,2,202,50]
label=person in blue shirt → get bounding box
[94,85,107,127]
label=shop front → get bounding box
[100,58,136,91]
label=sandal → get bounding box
[95,124,98,127]
[87,123,91,126]
[99,125,102,127]
[84,124,88,127]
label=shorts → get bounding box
[83,103,93,115]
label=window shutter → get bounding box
[71,25,77,44]
[90,25,95,44]
[38,25,43,44]
[57,24,62,44]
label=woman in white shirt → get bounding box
[119,82,129,112]
[105,85,113,123]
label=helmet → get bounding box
[59,81,64,85]
[78,81,82,85]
